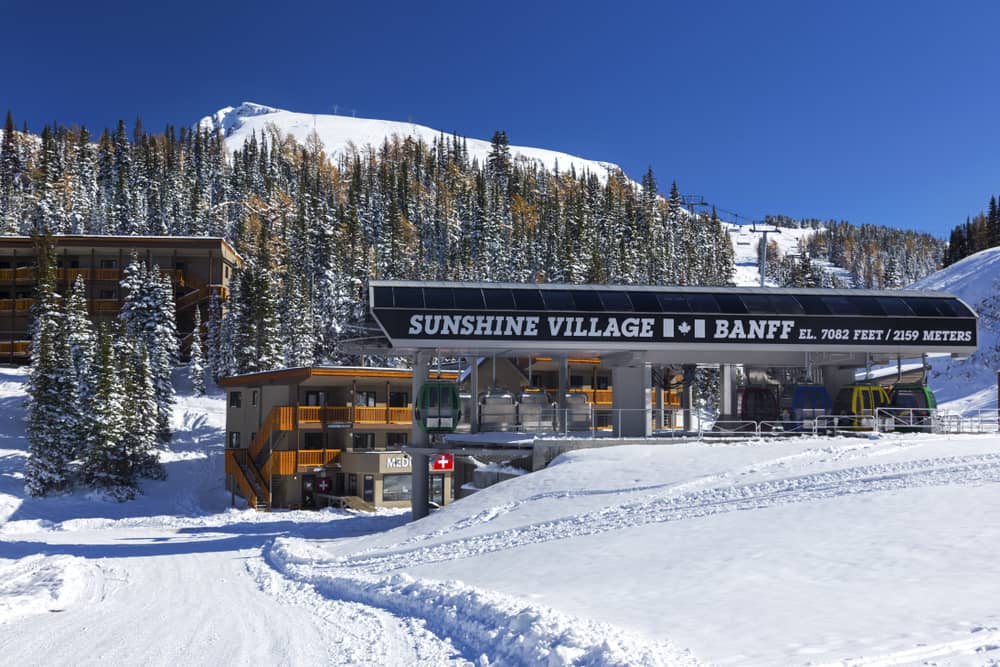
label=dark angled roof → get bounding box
[370,281,976,320]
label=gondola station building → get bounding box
[224,281,978,516]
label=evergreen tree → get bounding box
[81,324,132,499]
[24,235,74,495]
[64,274,96,457]
[122,339,163,481]
[189,306,206,395]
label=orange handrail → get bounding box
[249,406,295,462]
[93,268,122,281]
[353,406,383,423]
[388,407,412,423]
[226,450,258,508]
[298,406,322,423]
[324,406,352,422]
[296,449,341,467]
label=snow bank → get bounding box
[267,538,698,666]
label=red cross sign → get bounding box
[432,453,454,471]
[316,477,332,494]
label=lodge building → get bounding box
[0,235,241,362]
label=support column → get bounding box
[681,364,696,432]
[720,364,735,417]
[611,364,652,437]
[410,351,430,521]
[654,367,664,429]
[557,355,568,432]
[469,357,480,434]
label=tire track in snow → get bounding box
[339,453,1000,575]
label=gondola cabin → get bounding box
[786,384,832,426]
[416,381,462,433]
[889,383,937,432]
[833,383,890,430]
[736,385,780,422]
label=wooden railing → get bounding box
[0,267,36,282]
[388,407,411,423]
[249,405,295,462]
[0,341,30,357]
[0,299,34,314]
[296,406,353,424]
[534,388,680,407]
[225,450,258,508]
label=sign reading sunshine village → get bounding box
[375,311,977,347]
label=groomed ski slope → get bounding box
[1,364,1000,665]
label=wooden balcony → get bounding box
[295,405,412,426]
[0,267,36,283]
[263,448,341,476]
[0,298,33,315]
[0,340,30,357]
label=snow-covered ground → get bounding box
[726,223,841,288]
[199,102,624,182]
[2,363,999,665]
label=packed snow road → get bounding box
[0,516,468,666]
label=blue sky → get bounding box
[6,0,1000,236]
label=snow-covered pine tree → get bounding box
[24,234,75,496]
[81,324,132,500]
[64,274,96,457]
[122,339,163,481]
[189,306,206,395]
[119,256,178,444]
[280,271,316,368]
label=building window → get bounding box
[348,473,357,496]
[352,433,375,450]
[386,432,408,449]
[251,390,258,407]
[229,391,242,408]
[224,265,230,279]
[304,433,324,449]
[227,431,241,448]
[383,474,411,502]
[389,391,409,407]
[363,475,374,502]
[99,258,118,269]
[304,390,324,406]
[356,390,376,407]
[98,289,115,299]
[175,261,186,271]
[595,376,610,390]
[570,375,584,388]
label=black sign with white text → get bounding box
[373,310,977,347]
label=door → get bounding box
[301,475,316,509]
[363,475,375,503]
[429,474,444,506]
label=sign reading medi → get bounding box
[375,310,977,347]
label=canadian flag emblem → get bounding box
[432,453,454,471]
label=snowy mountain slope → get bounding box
[199,102,624,180]
[726,222,830,286]
[910,247,1000,412]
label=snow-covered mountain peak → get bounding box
[196,102,625,181]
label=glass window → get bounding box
[227,431,240,448]
[99,258,118,269]
[372,286,393,307]
[595,375,610,390]
[715,294,748,314]
[539,290,573,310]
[99,289,115,299]
[570,375,584,388]
[229,391,242,408]
[822,296,860,315]
[740,294,774,314]
[906,298,940,317]
[389,391,408,407]
[393,287,424,308]
[305,391,324,406]
[304,433,324,448]
[686,294,720,313]
[796,295,830,315]
[628,292,660,312]
[598,291,633,311]
[348,473,357,496]
[656,294,691,312]
[570,291,603,311]
[769,294,805,315]
[483,288,516,309]
[855,298,885,316]
[513,289,545,309]
[352,433,375,450]
[356,391,376,407]
[382,474,412,502]
[453,288,485,309]
[423,287,455,308]
[386,432,408,448]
